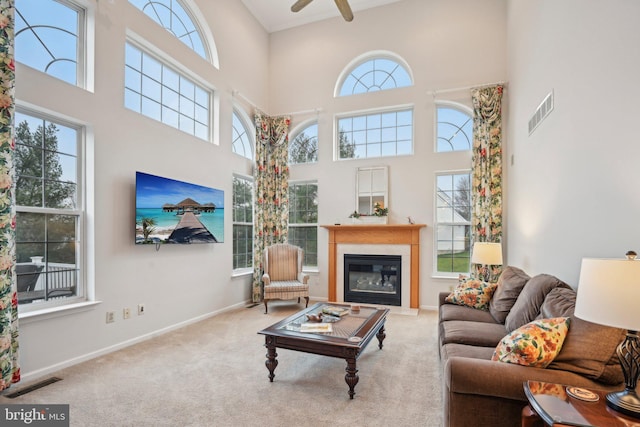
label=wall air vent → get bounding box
[528,90,554,135]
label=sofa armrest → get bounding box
[262,273,271,286]
[439,291,451,307]
[444,356,619,402]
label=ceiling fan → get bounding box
[291,0,354,22]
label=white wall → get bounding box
[505,0,640,286]
[269,0,507,306]
[16,0,268,378]
[16,0,509,379]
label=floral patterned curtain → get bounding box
[252,111,290,303]
[0,4,20,391]
[471,85,503,282]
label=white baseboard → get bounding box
[19,300,250,385]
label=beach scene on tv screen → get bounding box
[135,172,224,244]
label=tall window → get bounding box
[232,110,253,160]
[435,172,472,275]
[14,109,83,307]
[16,0,84,86]
[124,42,210,141]
[232,175,253,271]
[288,181,318,267]
[129,0,208,60]
[289,122,318,164]
[436,104,473,152]
[337,55,412,96]
[337,108,413,159]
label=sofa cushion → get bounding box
[441,343,495,361]
[439,303,498,324]
[505,274,572,332]
[492,317,570,368]
[536,287,577,319]
[549,316,626,385]
[441,320,507,347]
[445,279,497,311]
[489,266,530,324]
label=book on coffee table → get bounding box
[322,306,350,317]
[300,323,333,333]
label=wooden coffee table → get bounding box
[257,302,389,399]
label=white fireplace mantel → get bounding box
[321,224,426,309]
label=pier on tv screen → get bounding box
[135,171,224,245]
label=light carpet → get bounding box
[0,302,442,427]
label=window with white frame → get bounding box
[128,0,208,60]
[337,108,413,159]
[14,109,84,307]
[16,0,85,86]
[289,122,318,164]
[232,110,253,160]
[337,56,412,96]
[124,41,210,140]
[288,181,318,267]
[232,175,253,271]
[436,103,473,152]
[435,172,472,275]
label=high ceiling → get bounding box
[241,0,406,33]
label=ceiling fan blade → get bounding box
[334,0,353,22]
[291,0,314,13]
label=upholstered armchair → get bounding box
[262,243,310,314]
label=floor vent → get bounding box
[4,377,62,398]
[528,90,554,135]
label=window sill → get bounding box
[18,300,102,325]
[231,268,253,278]
[431,274,466,280]
[303,267,319,274]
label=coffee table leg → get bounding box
[345,357,359,399]
[264,336,278,382]
[377,324,386,349]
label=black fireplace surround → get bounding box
[344,254,401,306]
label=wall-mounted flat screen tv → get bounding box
[135,171,224,245]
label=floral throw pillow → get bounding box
[492,317,571,368]
[445,278,497,311]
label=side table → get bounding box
[522,380,640,427]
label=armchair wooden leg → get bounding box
[304,296,309,307]
[264,300,268,314]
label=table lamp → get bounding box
[471,242,503,282]
[574,255,640,419]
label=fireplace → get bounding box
[344,254,401,306]
[321,224,425,310]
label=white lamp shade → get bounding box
[471,242,503,265]
[575,258,640,331]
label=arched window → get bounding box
[16,0,85,86]
[336,52,413,97]
[289,122,318,164]
[129,0,209,61]
[232,109,254,160]
[436,103,473,152]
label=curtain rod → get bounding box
[232,90,322,117]
[427,81,506,96]
[232,90,265,113]
[272,107,322,117]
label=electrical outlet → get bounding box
[137,304,145,315]
[106,311,115,323]
[123,307,131,319]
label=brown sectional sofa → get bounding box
[439,266,628,427]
